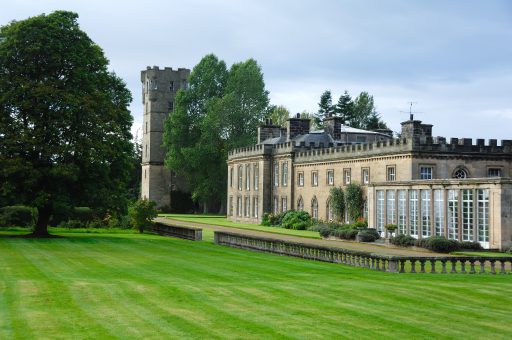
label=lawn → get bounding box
[160,213,322,239]
[1,230,511,339]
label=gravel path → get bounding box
[155,217,448,257]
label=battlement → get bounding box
[412,136,512,154]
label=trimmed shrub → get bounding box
[357,228,380,242]
[0,206,37,228]
[390,234,416,247]
[281,210,312,230]
[318,225,332,238]
[128,199,158,233]
[261,212,285,227]
[354,218,368,229]
[460,241,483,250]
[416,236,460,253]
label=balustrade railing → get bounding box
[214,231,512,274]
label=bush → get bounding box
[0,206,37,228]
[281,210,312,230]
[505,246,512,254]
[390,234,416,247]
[354,218,368,229]
[460,241,483,250]
[416,236,460,253]
[261,212,285,227]
[318,225,332,238]
[58,219,88,228]
[106,214,131,229]
[357,228,380,242]
[128,199,158,233]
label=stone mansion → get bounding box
[227,115,512,250]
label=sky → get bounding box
[2,0,512,140]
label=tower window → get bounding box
[170,81,174,92]
[168,101,174,111]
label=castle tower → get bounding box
[141,66,190,210]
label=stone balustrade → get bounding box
[214,231,512,274]
[150,222,202,241]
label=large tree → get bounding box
[315,90,334,128]
[0,11,134,236]
[164,55,269,212]
[334,90,355,124]
[267,105,291,126]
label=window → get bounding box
[311,197,318,220]
[298,172,304,186]
[387,166,396,181]
[477,189,489,245]
[253,164,259,190]
[311,171,318,186]
[245,164,250,191]
[169,81,174,92]
[168,101,174,111]
[253,197,259,218]
[238,165,243,190]
[297,197,304,211]
[421,190,431,237]
[397,190,406,234]
[344,169,351,185]
[462,189,474,241]
[229,196,233,216]
[245,197,250,217]
[327,170,334,185]
[181,79,188,89]
[229,167,233,187]
[488,168,502,177]
[281,197,287,212]
[386,190,396,224]
[362,168,369,184]
[409,190,418,237]
[356,136,367,143]
[282,162,288,186]
[420,166,433,180]
[434,190,444,236]
[447,190,459,240]
[144,169,147,179]
[274,163,279,187]
[237,196,242,217]
[145,122,148,133]
[453,168,468,179]
[376,190,384,234]
[326,199,333,221]
[274,196,279,214]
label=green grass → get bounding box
[452,251,510,257]
[160,213,322,239]
[1,231,512,339]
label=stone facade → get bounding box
[141,66,190,210]
[227,116,512,250]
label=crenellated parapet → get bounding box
[412,136,512,154]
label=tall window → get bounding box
[274,163,279,187]
[362,168,369,184]
[462,189,474,241]
[238,165,243,190]
[282,197,287,212]
[311,171,318,186]
[230,167,233,187]
[421,190,431,237]
[397,190,407,234]
[282,162,288,186]
[254,164,259,190]
[169,81,174,91]
[274,196,279,214]
[376,190,385,234]
[245,197,250,217]
[477,189,489,244]
[326,199,333,221]
[298,172,304,186]
[409,190,418,237]
[327,170,334,185]
[447,190,459,240]
[229,196,233,216]
[168,101,174,111]
[433,190,444,236]
[253,197,259,218]
[311,197,318,220]
[386,190,396,224]
[344,169,351,185]
[245,164,250,191]
[488,168,502,177]
[237,196,242,217]
[420,166,433,180]
[387,166,396,181]
[297,197,304,211]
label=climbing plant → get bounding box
[345,184,364,222]
[329,187,345,222]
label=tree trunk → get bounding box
[202,202,208,214]
[33,205,51,237]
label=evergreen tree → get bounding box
[314,90,334,128]
[334,91,355,125]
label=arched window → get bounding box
[311,196,318,220]
[326,198,333,221]
[453,167,468,179]
[297,196,304,211]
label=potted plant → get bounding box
[384,224,398,239]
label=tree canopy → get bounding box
[267,105,291,126]
[0,11,134,236]
[163,54,269,212]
